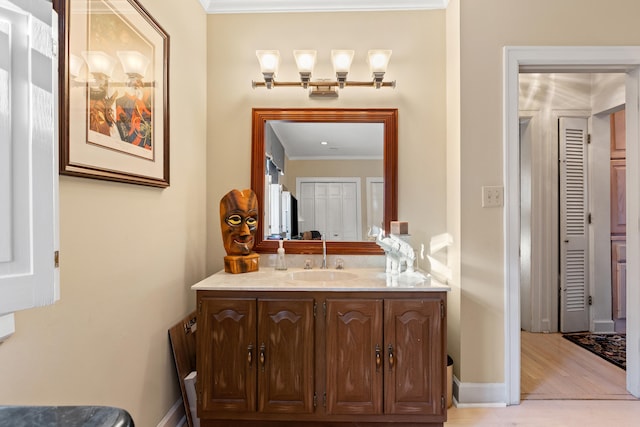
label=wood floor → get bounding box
[520,331,632,400]
[446,400,640,426]
[445,332,640,426]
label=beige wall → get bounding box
[206,10,447,274]
[0,0,207,425]
[9,0,640,417]
[456,0,640,384]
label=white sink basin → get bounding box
[288,270,358,282]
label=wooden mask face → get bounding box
[220,189,259,256]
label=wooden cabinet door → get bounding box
[612,241,627,320]
[611,109,626,159]
[384,299,444,416]
[611,159,626,235]
[325,299,383,415]
[198,297,256,415]
[257,298,315,414]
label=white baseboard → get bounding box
[453,375,507,407]
[157,398,186,427]
[592,319,615,333]
[0,313,15,342]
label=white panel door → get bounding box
[299,182,316,235]
[296,179,361,241]
[0,4,13,264]
[341,182,358,241]
[559,117,589,333]
[0,1,59,316]
[314,183,328,236]
[366,177,384,232]
[327,183,343,240]
[268,184,282,237]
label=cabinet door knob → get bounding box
[247,344,254,366]
[388,344,395,370]
[375,344,382,371]
[259,343,266,371]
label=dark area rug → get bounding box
[562,333,626,370]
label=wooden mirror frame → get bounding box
[251,108,398,255]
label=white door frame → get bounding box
[504,46,640,404]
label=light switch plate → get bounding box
[482,186,504,207]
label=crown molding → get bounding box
[198,0,448,14]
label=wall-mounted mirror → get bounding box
[251,108,398,254]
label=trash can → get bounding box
[446,355,454,408]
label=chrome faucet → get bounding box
[321,233,327,269]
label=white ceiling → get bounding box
[197,0,448,14]
[269,121,384,160]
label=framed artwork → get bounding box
[59,0,170,187]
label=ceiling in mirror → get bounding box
[268,121,384,160]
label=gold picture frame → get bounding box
[58,0,170,187]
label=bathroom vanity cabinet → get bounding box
[198,297,315,416]
[193,269,449,427]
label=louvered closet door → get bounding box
[559,117,589,333]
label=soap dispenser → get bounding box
[275,239,287,270]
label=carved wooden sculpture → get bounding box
[220,189,260,273]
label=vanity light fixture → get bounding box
[81,50,117,88]
[256,49,280,89]
[76,49,153,121]
[293,50,316,89]
[76,50,153,89]
[117,50,151,86]
[253,49,395,98]
[68,53,84,80]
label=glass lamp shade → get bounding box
[368,50,392,73]
[331,50,354,73]
[69,53,84,79]
[81,51,116,77]
[293,50,317,73]
[117,50,150,77]
[256,50,280,75]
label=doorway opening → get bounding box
[504,46,640,405]
[518,75,631,400]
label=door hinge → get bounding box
[323,392,327,407]
[588,213,592,224]
[588,295,593,306]
[441,395,445,410]
[54,251,59,268]
[440,301,445,319]
[313,302,317,317]
[313,392,317,407]
[323,301,327,317]
[587,133,591,144]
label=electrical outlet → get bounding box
[482,186,504,208]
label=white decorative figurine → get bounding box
[370,226,416,275]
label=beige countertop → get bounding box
[191,267,449,292]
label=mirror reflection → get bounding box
[251,108,397,255]
[264,121,384,242]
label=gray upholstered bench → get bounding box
[0,406,134,427]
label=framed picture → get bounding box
[59,0,170,187]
